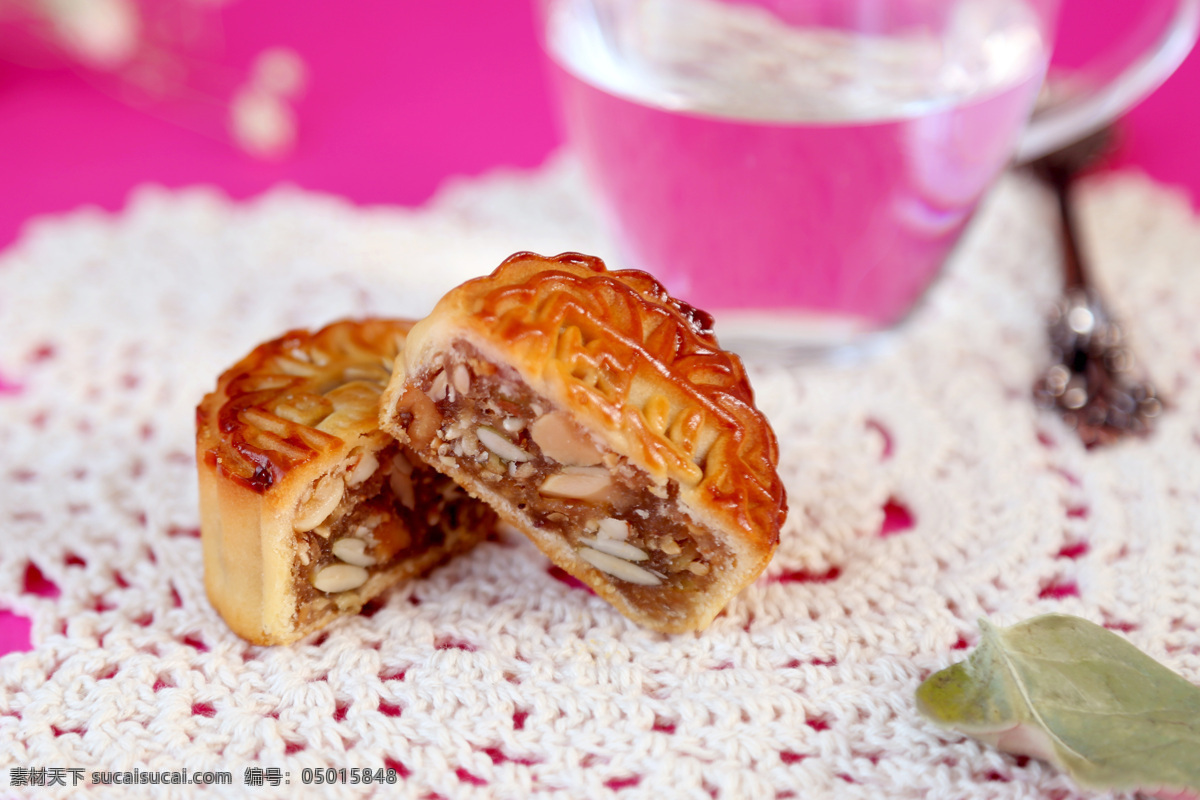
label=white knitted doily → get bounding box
[0,154,1197,800]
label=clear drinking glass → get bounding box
[535,0,1200,361]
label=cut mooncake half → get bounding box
[196,318,494,645]
[379,252,787,632]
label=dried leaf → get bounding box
[916,614,1200,797]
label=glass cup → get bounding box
[535,0,1200,361]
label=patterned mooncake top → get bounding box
[197,319,411,493]
[415,252,787,546]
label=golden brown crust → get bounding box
[384,253,787,631]
[402,252,786,545]
[200,319,407,493]
[197,319,489,645]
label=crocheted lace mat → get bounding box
[0,154,1197,799]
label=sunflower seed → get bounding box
[477,426,532,462]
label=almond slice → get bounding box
[529,411,602,466]
[538,467,612,500]
[391,451,414,475]
[332,537,377,568]
[389,470,416,510]
[597,517,630,541]
[294,474,345,532]
[428,370,449,402]
[345,447,380,488]
[579,537,648,562]
[578,547,661,586]
[451,363,471,396]
[311,563,368,593]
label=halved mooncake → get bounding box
[379,253,787,632]
[196,318,494,645]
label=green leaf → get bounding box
[916,614,1200,796]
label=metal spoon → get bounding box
[1030,127,1162,447]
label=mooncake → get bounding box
[196,318,493,645]
[379,253,786,632]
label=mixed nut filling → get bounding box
[290,438,482,617]
[400,343,728,599]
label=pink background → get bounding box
[1,0,1197,652]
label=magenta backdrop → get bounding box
[0,0,1197,652]
[0,0,560,249]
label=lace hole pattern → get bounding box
[0,164,1196,798]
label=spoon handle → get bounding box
[1048,168,1088,293]
[1030,124,1116,294]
